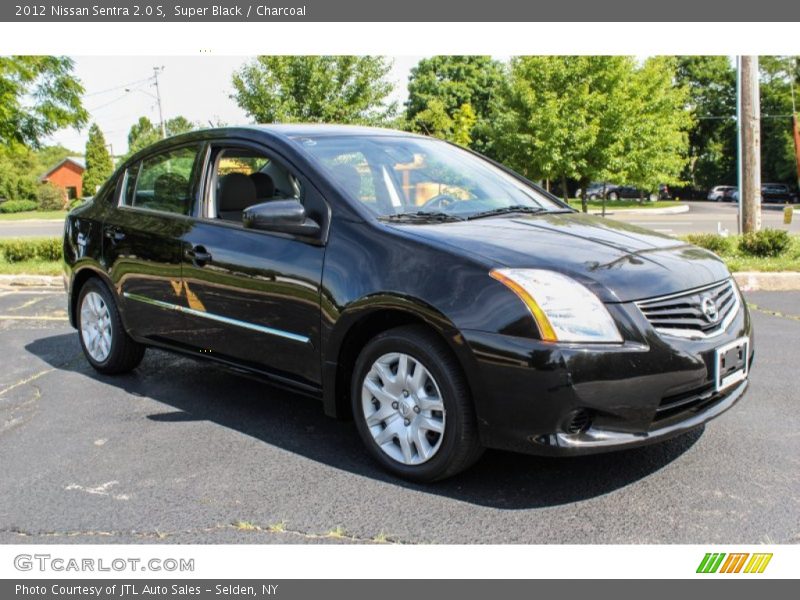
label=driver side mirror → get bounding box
[242,200,321,237]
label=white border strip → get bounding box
[1,22,799,55]
[0,545,795,579]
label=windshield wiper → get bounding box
[466,205,549,220]
[381,211,465,223]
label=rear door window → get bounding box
[122,146,200,215]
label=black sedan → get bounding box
[63,125,753,481]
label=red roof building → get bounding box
[39,157,86,200]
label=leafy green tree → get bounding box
[613,57,692,197]
[0,56,88,147]
[410,99,476,146]
[491,56,635,208]
[491,56,691,208]
[231,56,396,125]
[125,115,197,156]
[405,56,504,151]
[760,56,799,185]
[675,56,737,191]
[83,124,114,195]
[0,145,38,202]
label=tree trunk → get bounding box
[561,174,569,205]
[579,176,590,214]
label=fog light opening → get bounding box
[564,409,593,435]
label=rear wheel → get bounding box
[77,278,145,374]
[351,325,483,482]
[607,191,619,201]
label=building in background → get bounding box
[39,157,86,200]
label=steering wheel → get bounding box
[420,194,457,212]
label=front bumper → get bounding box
[460,298,753,456]
[530,379,747,455]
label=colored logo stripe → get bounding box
[697,552,773,574]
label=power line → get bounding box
[82,76,153,98]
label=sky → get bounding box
[46,55,425,156]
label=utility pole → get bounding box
[153,66,166,139]
[739,56,761,233]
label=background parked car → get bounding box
[708,185,736,201]
[761,183,798,203]
[585,183,670,201]
[719,184,797,204]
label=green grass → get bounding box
[0,258,62,275]
[683,234,800,272]
[567,199,683,211]
[0,210,68,221]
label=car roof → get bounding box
[122,124,427,166]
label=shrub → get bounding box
[0,200,38,213]
[69,197,84,210]
[738,229,791,258]
[0,237,62,263]
[685,233,733,255]
[37,182,66,211]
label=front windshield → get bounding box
[293,134,565,218]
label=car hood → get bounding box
[392,213,730,303]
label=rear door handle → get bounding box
[104,227,126,242]
[186,245,212,266]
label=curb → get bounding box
[0,274,63,288]
[732,272,800,292]
[2,271,799,291]
[586,204,690,216]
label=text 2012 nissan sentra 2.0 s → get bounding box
[63,125,753,481]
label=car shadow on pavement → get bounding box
[27,333,702,510]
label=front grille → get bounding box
[636,279,740,339]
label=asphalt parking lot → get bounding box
[0,285,798,545]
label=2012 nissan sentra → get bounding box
[63,125,753,481]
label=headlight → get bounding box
[490,269,623,343]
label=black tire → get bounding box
[77,278,145,374]
[351,325,484,482]
[607,191,619,201]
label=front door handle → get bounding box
[186,245,212,266]
[104,227,126,242]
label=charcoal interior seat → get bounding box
[250,172,275,201]
[217,172,257,222]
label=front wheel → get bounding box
[607,191,619,200]
[351,325,484,482]
[77,278,145,374]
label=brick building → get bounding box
[39,157,86,201]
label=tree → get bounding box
[491,56,691,209]
[125,115,197,156]
[675,56,737,192]
[612,57,693,197]
[83,124,114,196]
[0,145,38,202]
[231,56,396,125]
[759,56,799,185]
[405,56,504,151]
[491,56,635,208]
[410,100,477,146]
[0,56,88,147]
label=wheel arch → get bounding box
[68,265,118,329]
[322,294,484,421]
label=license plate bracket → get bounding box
[715,337,749,392]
